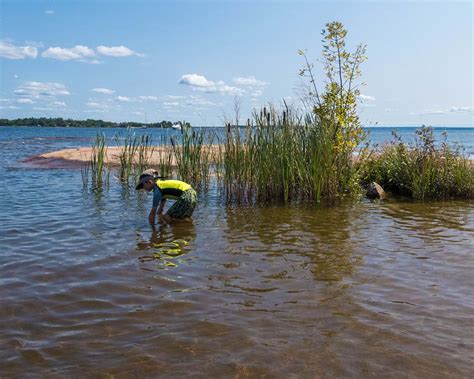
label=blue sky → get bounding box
[0,0,472,126]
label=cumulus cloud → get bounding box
[14,81,70,100]
[41,45,141,62]
[138,95,159,101]
[92,87,115,94]
[42,45,96,62]
[233,76,267,87]
[412,106,473,116]
[17,98,35,104]
[51,101,66,107]
[179,74,243,95]
[449,106,472,113]
[115,95,133,102]
[86,101,108,108]
[96,45,142,57]
[162,95,185,101]
[358,94,376,101]
[0,41,38,59]
[163,101,180,107]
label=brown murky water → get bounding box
[2,194,473,377]
[1,128,473,377]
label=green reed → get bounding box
[81,161,90,189]
[220,105,365,204]
[153,132,173,180]
[115,130,139,182]
[171,122,214,189]
[359,126,474,200]
[90,132,109,188]
[135,134,155,175]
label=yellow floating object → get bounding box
[165,261,177,267]
[153,242,179,248]
[172,239,189,246]
[163,248,182,257]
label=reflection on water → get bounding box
[1,127,473,377]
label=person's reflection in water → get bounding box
[136,218,197,252]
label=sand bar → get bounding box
[22,146,221,168]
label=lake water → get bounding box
[1,126,473,377]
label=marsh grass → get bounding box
[359,126,474,200]
[90,132,109,188]
[171,123,215,189]
[220,105,366,204]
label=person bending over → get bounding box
[135,169,197,225]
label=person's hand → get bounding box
[148,214,155,225]
[157,213,166,224]
[148,210,156,225]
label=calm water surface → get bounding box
[0,127,473,377]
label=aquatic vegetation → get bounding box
[220,103,367,204]
[114,130,154,182]
[171,122,215,189]
[359,126,474,200]
[90,132,109,188]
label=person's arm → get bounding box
[157,199,166,215]
[148,207,157,225]
[150,187,162,226]
[156,199,166,223]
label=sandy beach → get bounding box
[22,146,221,168]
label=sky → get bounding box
[0,0,472,126]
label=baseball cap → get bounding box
[135,169,158,190]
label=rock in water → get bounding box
[366,182,385,199]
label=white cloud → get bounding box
[96,45,142,57]
[51,101,66,107]
[115,96,133,102]
[233,76,267,87]
[92,87,115,94]
[0,105,20,109]
[17,98,35,104]
[162,95,185,101]
[359,94,376,101]
[42,45,96,62]
[45,10,54,15]
[163,101,180,107]
[33,106,54,111]
[138,95,159,101]
[250,89,263,98]
[185,96,218,107]
[179,74,243,95]
[449,106,472,113]
[0,41,38,59]
[86,101,108,108]
[412,106,473,116]
[14,81,70,99]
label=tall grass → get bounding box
[359,126,474,200]
[220,104,366,204]
[90,132,109,188]
[171,123,215,189]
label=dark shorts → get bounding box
[166,189,197,219]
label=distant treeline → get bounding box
[0,118,191,128]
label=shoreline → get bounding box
[22,146,220,169]
[24,146,474,169]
